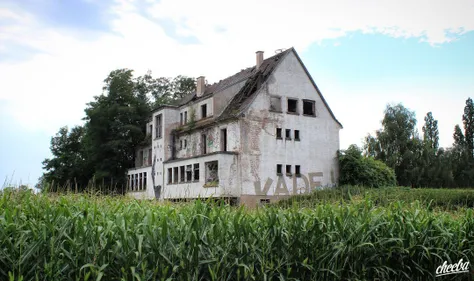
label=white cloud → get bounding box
[0,0,473,138]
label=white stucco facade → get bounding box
[127,48,342,207]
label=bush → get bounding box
[339,144,396,187]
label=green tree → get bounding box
[364,103,421,186]
[83,69,150,191]
[42,125,91,191]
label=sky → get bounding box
[1,0,474,187]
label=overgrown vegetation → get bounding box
[41,70,195,193]
[338,144,396,187]
[363,99,474,188]
[278,185,474,210]
[1,188,473,281]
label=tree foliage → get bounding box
[339,144,396,188]
[42,70,194,192]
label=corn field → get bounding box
[0,189,473,281]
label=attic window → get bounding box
[303,100,316,116]
[287,99,298,114]
[270,96,282,112]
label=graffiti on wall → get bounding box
[254,172,329,196]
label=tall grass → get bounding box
[0,189,473,280]
[278,185,474,210]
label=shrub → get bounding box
[339,144,396,187]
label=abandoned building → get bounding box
[126,47,342,207]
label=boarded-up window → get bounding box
[270,96,282,112]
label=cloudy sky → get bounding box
[1,0,474,186]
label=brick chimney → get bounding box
[196,76,205,97]
[256,51,264,70]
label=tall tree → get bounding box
[42,125,91,190]
[83,69,150,191]
[419,112,440,187]
[462,98,474,159]
[364,103,421,186]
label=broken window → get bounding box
[143,172,147,189]
[180,166,185,182]
[221,128,227,152]
[276,164,282,175]
[194,163,200,181]
[270,96,282,112]
[173,167,178,184]
[205,161,219,184]
[155,114,162,138]
[201,134,207,154]
[285,129,291,140]
[276,128,282,139]
[260,199,270,205]
[287,98,298,114]
[201,104,207,118]
[295,165,301,176]
[168,168,172,184]
[180,112,183,125]
[186,165,192,182]
[286,165,292,175]
[294,130,300,141]
[184,111,188,124]
[303,100,315,116]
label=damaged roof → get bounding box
[162,47,342,128]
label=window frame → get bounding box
[269,95,282,112]
[276,164,282,175]
[287,98,299,114]
[303,99,316,116]
[276,128,282,139]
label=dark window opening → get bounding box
[168,168,172,184]
[180,113,183,125]
[294,130,300,141]
[270,96,282,112]
[173,167,178,184]
[127,175,130,190]
[139,150,144,166]
[184,111,188,124]
[285,129,291,139]
[180,166,185,182]
[260,199,270,205]
[303,100,315,116]
[288,99,298,113]
[221,128,227,152]
[202,134,207,154]
[286,165,292,175]
[143,172,147,189]
[184,139,187,149]
[179,140,183,150]
[295,165,301,176]
[276,128,282,139]
[155,114,162,138]
[276,164,282,175]
[186,165,192,182]
[194,164,200,181]
[201,104,207,118]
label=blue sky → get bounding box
[1,0,474,186]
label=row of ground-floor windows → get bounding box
[128,172,147,191]
[276,164,301,176]
[167,161,219,185]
